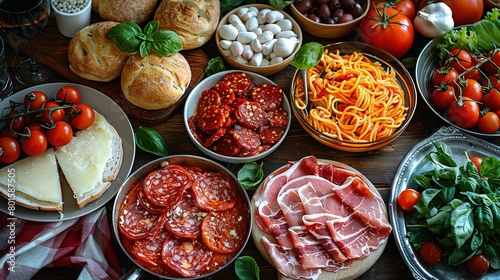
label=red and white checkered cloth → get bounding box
[0,207,121,280]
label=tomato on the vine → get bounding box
[466,254,489,276]
[39,101,66,125]
[371,0,416,20]
[398,189,420,212]
[23,91,48,111]
[0,129,20,140]
[68,103,95,130]
[5,110,26,133]
[469,156,483,172]
[431,66,459,87]
[0,137,21,164]
[481,87,500,112]
[476,111,500,134]
[483,49,500,75]
[358,7,414,59]
[419,241,442,265]
[21,130,48,156]
[431,84,455,110]
[56,85,81,104]
[446,49,472,73]
[448,97,480,129]
[46,121,73,147]
[459,79,482,101]
[27,122,46,134]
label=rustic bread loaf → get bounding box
[68,21,130,82]
[121,52,192,110]
[92,0,159,24]
[154,0,220,50]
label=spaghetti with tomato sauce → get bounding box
[294,50,408,142]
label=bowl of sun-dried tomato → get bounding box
[184,70,291,164]
[112,155,252,279]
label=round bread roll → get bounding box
[92,0,159,24]
[121,52,192,110]
[68,21,130,82]
[154,0,220,50]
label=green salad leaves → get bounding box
[407,141,500,269]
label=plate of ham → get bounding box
[251,155,391,280]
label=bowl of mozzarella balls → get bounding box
[290,0,370,38]
[216,4,302,76]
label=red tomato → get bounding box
[5,110,26,133]
[466,254,490,275]
[459,79,482,101]
[398,189,420,212]
[46,121,73,147]
[39,101,66,125]
[469,156,483,172]
[358,7,414,58]
[440,0,484,26]
[0,137,21,164]
[21,130,48,156]
[484,49,500,75]
[481,88,500,112]
[0,129,20,141]
[419,241,442,265]
[371,0,416,20]
[431,66,459,87]
[23,91,48,111]
[56,85,81,104]
[446,49,472,73]
[27,122,46,134]
[431,85,455,110]
[462,68,481,81]
[476,111,500,134]
[68,103,95,130]
[448,97,480,129]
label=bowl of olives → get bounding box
[290,0,369,38]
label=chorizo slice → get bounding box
[142,165,193,209]
[233,124,261,151]
[203,127,227,148]
[197,89,221,113]
[164,192,208,239]
[251,82,284,111]
[235,101,267,130]
[211,81,235,105]
[161,235,213,278]
[211,130,241,156]
[221,71,251,97]
[192,172,237,211]
[266,107,289,127]
[188,116,209,145]
[260,126,285,144]
[197,105,227,132]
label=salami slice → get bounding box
[131,227,170,267]
[201,205,249,254]
[211,131,240,156]
[260,126,285,144]
[233,124,261,151]
[138,186,166,214]
[142,165,193,208]
[197,105,227,132]
[161,235,213,278]
[235,101,267,130]
[182,166,204,180]
[221,72,251,96]
[203,127,227,148]
[251,82,284,111]
[118,198,166,240]
[212,81,235,105]
[266,107,289,127]
[188,116,209,145]
[192,172,237,211]
[197,89,221,113]
[164,192,208,239]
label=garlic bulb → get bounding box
[413,3,454,38]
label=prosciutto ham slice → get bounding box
[254,156,392,280]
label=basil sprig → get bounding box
[290,42,324,70]
[205,56,226,76]
[237,162,264,190]
[235,256,260,280]
[106,21,182,58]
[134,126,168,156]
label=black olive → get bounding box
[349,3,364,18]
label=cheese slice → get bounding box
[55,111,113,201]
[0,148,63,206]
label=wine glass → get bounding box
[0,0,51,85]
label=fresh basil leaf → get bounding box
[238,162,264,190]
[144,21,159,36]
[290,42,324,70]
[106,21,143,53]
[134,126,168,156]
[220,0,245,12]
[152,30,183,57]
[484,243,500,269]
[269,0,293,10]
[451,202,474,249]
[206,56,226,76]
[474,205,494,232]
[140,41,153,58]
[235,256,260,280]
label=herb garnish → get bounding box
[134,126,168,156]
[237,162,264,190]
[289,42,324,71]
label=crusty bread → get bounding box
[154,0,220,50]
[121,52,192,110]
[93,0,159,24]
[0,148,64,212]
[68,21,130,82]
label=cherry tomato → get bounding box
[56,85,81,104]
[482,88,500,112]
[459,79,482,101]
[46,121,73,147]
[23,91,48,111]
[371,0,416,20]
[431,66,459,87]
[448,97,480,129]
[462,68,481,81]
[476,111,500,134]
[27,122,46,134]
[358,7,414,58]
[419,241,442,265]
[68,103,95,130]
[440,0,483,26]
[446,49,472,73]
[21,130,48,156]
[484,49,500,75]
[39,101,66,125]
[398,189,420,212]
[466,254,489,276]
[5,110,26,132]
[0,129,20,140]
[0,137,21,164]
[469,156,483,172]
[431,85,455,110]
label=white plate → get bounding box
[0,83,135,222]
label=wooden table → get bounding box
[4,9,499,280]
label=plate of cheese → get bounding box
[0,83,135,221]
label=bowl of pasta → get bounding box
[290,41,417,152]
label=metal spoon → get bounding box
[301,69,309,115]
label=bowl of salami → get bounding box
[112,155,252,279]
[184,70,291,163]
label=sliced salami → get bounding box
[182,166,204,180]
[251,82,284,111]
[233,124,261,151]
[118,197,166,240]
[138,186,166,214]
[212,81,235,105]
[164,192,208,239]
[260,126,285,144]
[197,89,221,113]
[197,105,227,132]
[235,101,267,130]
[201,204,249,253]
[192,172,237,211]
[142,165,193,208]
[221,72,251,96]
[211,131,240,156]
[266,107,289,127]
[203,127,227,148]
[188,116,209,145]
[161,235,213,278]
[131,227,170,267]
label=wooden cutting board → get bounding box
[11,14,209,125]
